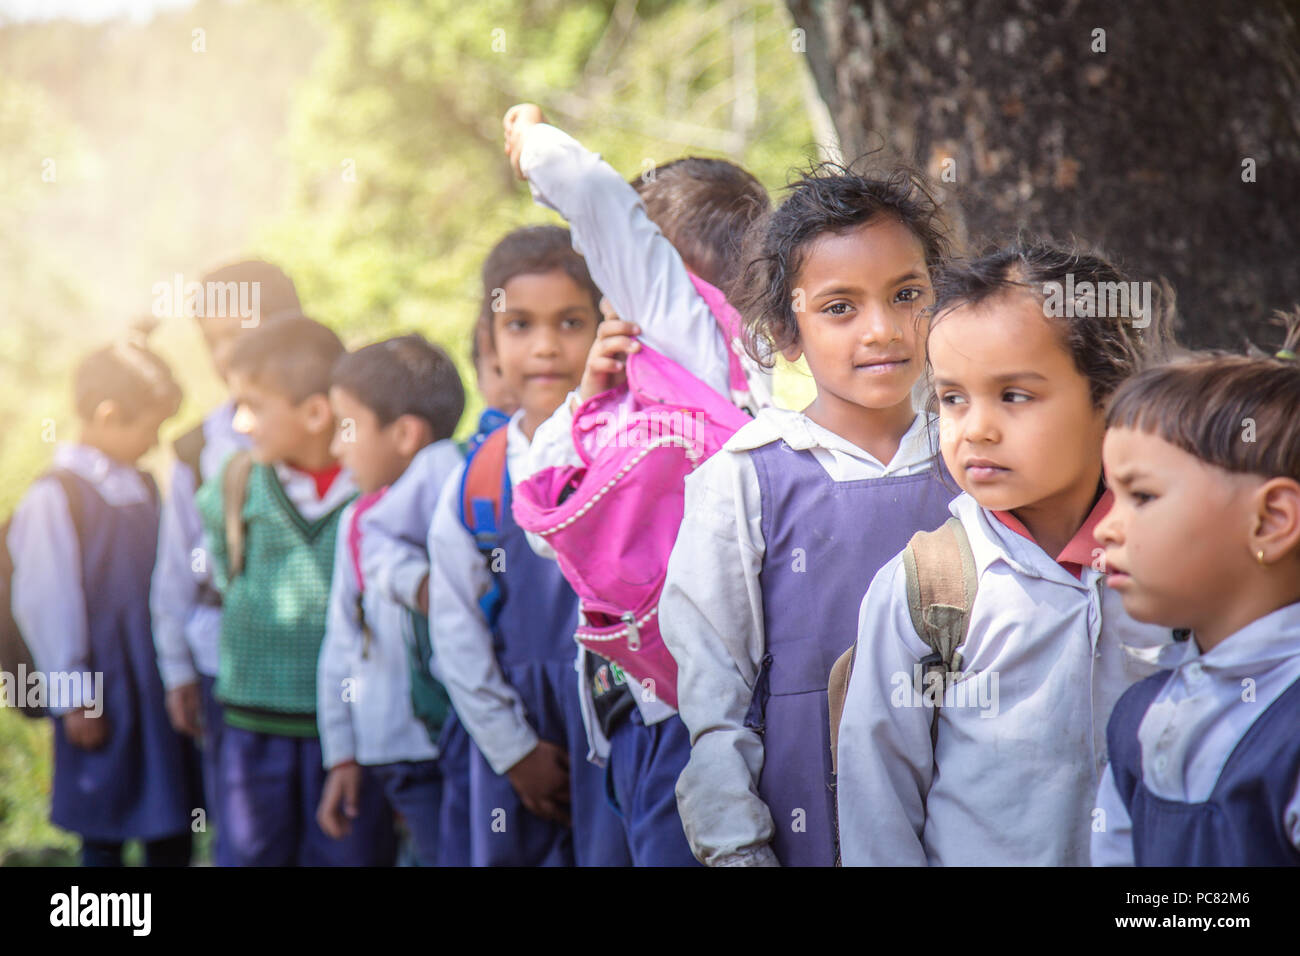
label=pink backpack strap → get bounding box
[348,488,386,593]
[687,272,749,395]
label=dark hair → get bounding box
[732,161,949,367]
[331,334,465,442]
[632,157,769,290]
[1107,314,1300,482]
[226,315,345,403]
[74,342,181,422]
[929,239,1176,407]
[197,259,302,324]
[478,225,602,343]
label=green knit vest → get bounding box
[198,460,352,736]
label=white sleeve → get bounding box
[519,123,731,396]
[427,464,538,775]
[660,450,777,866]
[1090,765,1136,866]
[362,444,462,610]
[836,557,934,866]
[8,477,91,714]
[150,460,200,689]
[317,506,360,769]
[518,392,584,561]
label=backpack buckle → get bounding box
[915,651,943,695]
[622,611,640,651]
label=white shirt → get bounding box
[359,438,464,612]
[9,443,157,714]
[427,411,543,775]
[837,492,1178,866]
[661,407,939,867]
[317,498,440,769]
[1092,602,1300,865]
[150,402,246,687]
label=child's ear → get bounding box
[92,399,125,429]
[392,414,431,457]
[780,340,803,363]
[301,393,335,435]
[1250,477,1300,564]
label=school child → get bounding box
[8,341,200,866]
[195,315,394,866]
[316,334,466,866]
[836,241,1179,866]
[502,103,770,865]
[427,225,631,866]
[150,259,301,866]
[659,167,959,867]
[1092,343,1300,866]
[358,324,518,866]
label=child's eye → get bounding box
[562,316,589,330]
[1002,390,1033,403]
[504,317,528,332]
[939,392,967,406]
[823,301,853,316]
[1131,490,1155,505]
[895,287,925,304]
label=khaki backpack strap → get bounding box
[827,643,856,775]
[901,516,978,747]
[222,451,255,579]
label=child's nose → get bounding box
[1095,508,1121,545]
[963,401,999,443]
[860,303,901,345]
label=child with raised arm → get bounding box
[503,103,770,865]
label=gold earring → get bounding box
[1257,550,1267,565]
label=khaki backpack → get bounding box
[829,515,979,774]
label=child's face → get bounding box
[490,270,598,434]
[1097,427,1262,633]
[790,218,930,413]
[198,315,247,384]
[230,372,333,467]
[328,387,411,494]
[930,291,1106,512]
[89,402,171,465]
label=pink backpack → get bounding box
[511,275,755,710]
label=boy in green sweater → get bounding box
[196,316,396,865]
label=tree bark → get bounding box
[786,0,1300,349]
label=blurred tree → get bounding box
[787,0,1300,349]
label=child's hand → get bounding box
[503,103,546,180]
[165,682,202,737]
[317,761,362,839]
[578,309,641,402]
[63,708,108,750]
[506,740,571,827]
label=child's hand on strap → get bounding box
[506,740,572,827]
[503,103,546,180]
[578,303,641,402]
[317,761,362,839]
[165,682,202,738]
[63,708,108,750]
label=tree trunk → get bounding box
[786,0,1300,349]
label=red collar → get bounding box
[288,461,342,499]
[992,489,1112,579]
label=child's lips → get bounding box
[855,356,910,374]
[964,458,1010,482]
